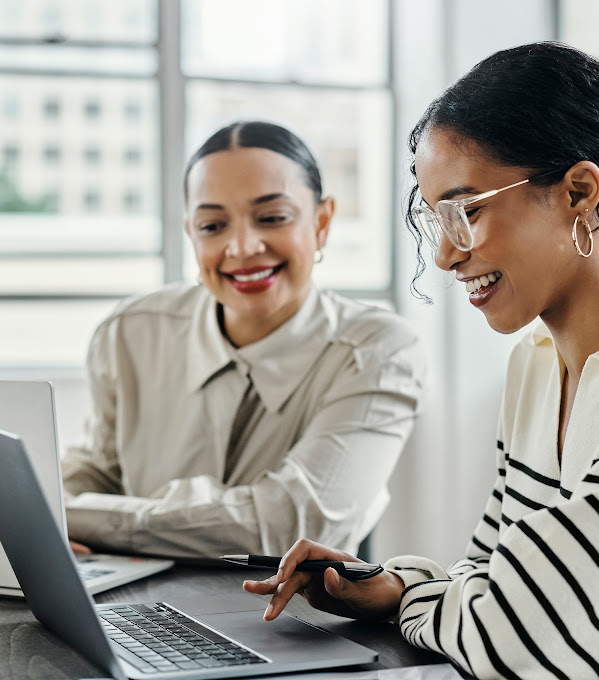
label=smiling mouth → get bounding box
[222,263,285,283]
[465,271,502,294]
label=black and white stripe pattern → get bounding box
[386,328,599,679]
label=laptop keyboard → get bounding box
[98,603,268,673]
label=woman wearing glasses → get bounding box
[245,43,599,678]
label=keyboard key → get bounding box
[175,660,204,670]
[197,658,226,668]
[130,604,156,613]
[186,651,210,659]
[153,661,177,670]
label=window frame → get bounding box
[0,0,398,369]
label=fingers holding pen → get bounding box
[277,538,357,582]
[243,536,407,623]
[244,539,362,621]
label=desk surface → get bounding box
[0,565,444,679]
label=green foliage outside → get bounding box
[0,168,58,213]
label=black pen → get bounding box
[220,554,384,581]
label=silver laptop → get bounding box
[0,380,173,597]
[0,429,377,680]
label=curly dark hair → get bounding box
[406,41,599,300]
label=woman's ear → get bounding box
[564,161,599,215]
[315,196,335,249]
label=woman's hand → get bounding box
[64,490,92,554]
[243,538,405,622]
[69,540,92,555]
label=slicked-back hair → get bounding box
[183,120,323,205]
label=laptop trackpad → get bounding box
[200,609,378,669]
[166,590,269,615]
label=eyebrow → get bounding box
[253,192,292,205]
[438,185,480,201]
[193,192,292,213]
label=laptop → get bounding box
[0,429,378,679]
[0,380,173,597]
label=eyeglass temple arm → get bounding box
[459,178,530,207]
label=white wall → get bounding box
[372,0,555,565]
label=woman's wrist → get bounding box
[366,569,405,622]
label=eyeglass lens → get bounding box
[436,202,474,250]
[412,209,440,249]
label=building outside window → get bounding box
[0,0,393,369]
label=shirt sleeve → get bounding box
[62,314,124,497]
[65,327,425,559]
[384,459,599,678]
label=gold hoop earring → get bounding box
[314,249,323,264]
[572,213,594,258]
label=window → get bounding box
[181,0,392,294]
[84,99,102,120]
[0,0,393,369]
[83,146,101,164]
[43,145,62,164]
[83,190,101,212]
[2,95,19,120]
[123,189,142,212]
[2,144,19,166]
[43,97,61,119]
[124,99,142,120]
[123,147,142,165]
[0,0,160,368]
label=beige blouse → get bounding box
[63,282,424,559]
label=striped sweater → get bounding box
[385,321,599,679]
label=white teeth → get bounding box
[231,267,275,282]
[465,271,501,294]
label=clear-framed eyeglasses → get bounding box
[411,170,560,252]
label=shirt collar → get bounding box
[529,318,553,346]
[186,287,234,393]
[528,318,599,365]
[234,285,336,412]
[186,284,337,412]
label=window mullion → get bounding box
[158,0,185,283]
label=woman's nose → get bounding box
[225,223,266,258]
[434,232,470,271]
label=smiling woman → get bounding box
[60,120,424,562]
[184,138,333,347]
[243,45,599,680]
